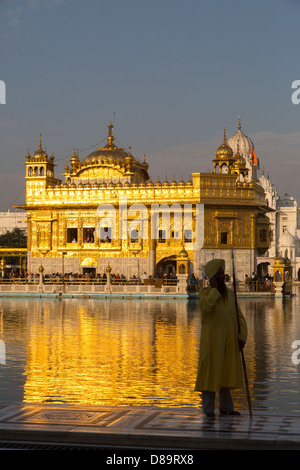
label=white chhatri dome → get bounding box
[227,117,254,158]
[277,193,297,208]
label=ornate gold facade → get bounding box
[18,124,271,281]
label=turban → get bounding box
[204,259,225,279]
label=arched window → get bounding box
[179,264,186,274]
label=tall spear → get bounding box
[231,248,253,418]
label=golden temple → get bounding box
[18,122,271,281]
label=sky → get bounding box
[1,0,300,211]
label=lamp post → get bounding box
[106,263,112,292]
[0,258,6,279]
[38,264,44,292]
[39,249,49,292]
[62,252,67,292]
[132,249,140,281]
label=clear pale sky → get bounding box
[1,0,300,211]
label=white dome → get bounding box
[277,193,297,208]
[227,126,254,159]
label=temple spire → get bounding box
[107,123,115,147]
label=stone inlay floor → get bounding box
[0,403,299,449]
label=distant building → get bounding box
[0,210,27,235]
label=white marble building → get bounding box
[227,118,300,280]
[0,210,27,235]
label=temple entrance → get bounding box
[81,257,97,278]
[257,262,270,278]
[156,257,177,276]
[82,267,96,277]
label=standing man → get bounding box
[195,259,248,418]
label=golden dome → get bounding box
[70,148,80,167]
[32,134,48,161]
[147,178,154,187]
[274,255,285,266]
[179,248,189,257]
[170,176,177,187]
[215,128,234,160]
[178,176,185,187]
[75,123,149,184]
[64,123,151,187]
[163,177,170,187]
[233,140,247,169]
[84,124,129,165]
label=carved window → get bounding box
[83,227,95,243]
[184,229,192,243]
[99,226,111,243]
[171,230,180,239]
[130,228,139,243]
[221,232,228,244]
[67,228,78,243]
[158,229,166,243]
[260,229,267,242]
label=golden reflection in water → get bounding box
[1,293,300,412]
[22,299,202,406]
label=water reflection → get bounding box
[0,293,300,412]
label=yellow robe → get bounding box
[195,286,247,393]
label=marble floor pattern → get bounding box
[0,403,299,449]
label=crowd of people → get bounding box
[0,270,181,285]
[244,272,274,292]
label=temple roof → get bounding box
[66,123,149,184]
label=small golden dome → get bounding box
[147,178,154,187]
[179,248,189,257]
[215,128,233,160]
[178,176,185,187]
[170,176,177,187]
[33,134,48,160]
[274,255,285,266]
[70,148,80,167]
[233,141,247,169]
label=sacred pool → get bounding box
[0,292,300,414]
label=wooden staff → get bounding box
[231,248,253,418]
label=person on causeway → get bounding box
[195,259,248,418]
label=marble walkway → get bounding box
[0,403,299,450]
